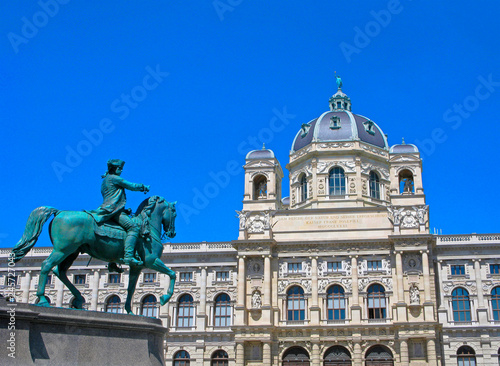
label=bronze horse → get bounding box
[11,195,177,314]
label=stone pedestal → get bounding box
[0,298,167,366]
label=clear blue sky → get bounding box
[1,1,499,248]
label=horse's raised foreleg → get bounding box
[125,266,142,315]
[37,250,70,307]
[149,258,176,305]
[53,251,85,309]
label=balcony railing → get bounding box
[437,234,500,245]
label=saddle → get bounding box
[84,211,150,240]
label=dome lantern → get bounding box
[329,75,351,112]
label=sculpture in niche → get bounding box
[410,284,420,304]
[252,291,262,309]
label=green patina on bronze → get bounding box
[11,161,177,314]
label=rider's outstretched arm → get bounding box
[112,176,148,192]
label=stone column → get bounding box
[421,250,434,320]
[55,275,64,307]
[473,259,488,323]
[351,256,361,323]
[197,267,208,330]
[22,271,31,303]
[91,269,100,310]
[436,261,445,309]
[310,256,320,325]
[400,339,409,366]
[312,342,320,366]
[353,342,362,366]
[236,342,245,366]
[396,251,404,302]
[426,338,437,366]
[237,256,246,306]
[421,251,431,302]
[264,255,271,306]
[235,256,246,326]
[263,342,271,365]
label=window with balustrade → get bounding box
[452,287,471,322]
[287,286,305,321]
[327,285,346,320]
[367,284,386,319]
[214,293,231,327]
[177,294,195,327]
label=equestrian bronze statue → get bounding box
[11,160,177,314]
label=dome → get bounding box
[390,139,419,154]
[291,81,389,153]
[291,110,389,152]
[246,148,275,160]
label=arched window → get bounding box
[287,286,305,321]
[214,293,231,327]
[283,346,310,365]
[369,171,380,199]
[329,167,346,196]
[367,284,386,319]
[398,169,414,194]
[141,294,158,318]
[324,345,351,366]
[173,350,190,366]
[254,175,267,200]
[452,288,471,322]
[491,287,500,321]
[457,346,476,366]
[299,174,308,202]
[177,294,194,327]
[327,285,346,320]
[211,350,228,366]
[365,345,394,366]
[106,295,121,313]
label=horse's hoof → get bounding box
[160,294,171,306]
[36,300,50,307]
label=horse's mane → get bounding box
[135,196,165,216]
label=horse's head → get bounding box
[162,201,177,239]
[136,196,176,240]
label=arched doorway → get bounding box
[365,345,394,366]
[283,346,310,365]
[324,345,352,366]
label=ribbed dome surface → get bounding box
[291,110,388,152]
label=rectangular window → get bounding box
[288,263,302,273]
[451,265,465,276]
[490,264,500,274]
[327,262,342,272]
[108,274,121,284]
[216,271,230,282]
[74,274,86,285]
[367,260,382,271]
[46,275,52,286]
[143,273,156,283]
[179,272,193,282]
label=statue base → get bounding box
[0,297,166,366]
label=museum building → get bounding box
[2,83,500,366]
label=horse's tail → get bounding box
[11,206,59,262]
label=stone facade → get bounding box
[1,85,499,365]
